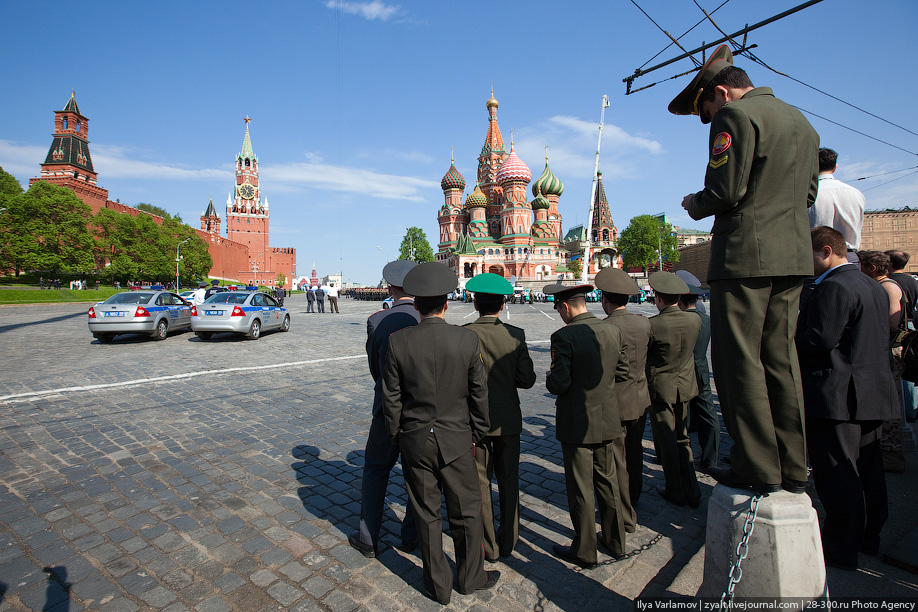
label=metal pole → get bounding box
[175,237,191,292]
[583,95,610,282]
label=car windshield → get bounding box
[104,292,155,305]
[204,293,250,305]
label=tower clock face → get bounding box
[240,184,256,199]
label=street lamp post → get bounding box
[406,228,416,262]
[175,237,192,291]
[251,252,264,288]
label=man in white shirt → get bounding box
[192,282,208,305]
[809,148,865,260]
[326,283,340,313]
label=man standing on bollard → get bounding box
[672,44,819,494]
[594,267,652,533]
[349,261,419,558]
[383,263,498,605]
[464,273,536,561]
[545,283,629,568]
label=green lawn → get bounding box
[0,288,123,304]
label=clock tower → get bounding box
[226,116,269,259]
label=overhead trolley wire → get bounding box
[791,105,918,157]
[860,170,918,193]
[635,0,733,70]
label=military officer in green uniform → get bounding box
[382,263,499,604]
[671,44,819,494]
[646,272,701,507]
[594,267,652,533]
[545,283,629,568]
[464,273,536,561]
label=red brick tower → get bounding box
[226,117,269,259]
[200,198,220,234]
[587,170,619,273]
[477,91,508,238]
[30,92,109,212]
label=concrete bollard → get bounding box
[699,485,828,602]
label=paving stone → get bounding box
[268,580,304,606]
[303,575,333,598]
[140,584,179,607]
[250,568,278,587]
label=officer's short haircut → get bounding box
[656,292,680,307]
[601,291,629,308]
[473,293,504,316]
[554,295,585,310]
[415,295,448,316]
[818,148,838,173]
[679,293,699,307]
[857,250,890,276]
[701,66,754,104]
[886,250,911,270]
[811,226,846,256]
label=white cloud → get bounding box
[512,115,664,183]
[325,0,401,21]
[262,162,437,201]
[0,139,49,178]
[92,145,232,181]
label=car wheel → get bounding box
[280,315,290,332]
[382,303,389,310]
[247,319,261,340]
[195,331,213,341]
[95,333,115,344]
[153,319,168,341]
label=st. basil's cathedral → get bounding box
[435,92,619,286]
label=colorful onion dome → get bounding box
[531,192,550,210]
[496,144,531,185]
[532,162,564,197]
[440,162,465,191]
[465,184,488,208]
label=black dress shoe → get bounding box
[347,530,376,558]
[860,536,880,556]
[781,479,807,494]
[552,544,596,568]
[458,570,500,594]
[425,590,451,605]
[656,486,685,506]
[399,537,418,553]
[707,467,781,494]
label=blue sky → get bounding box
[2,1,916,285]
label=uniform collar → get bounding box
[569,312,596,324]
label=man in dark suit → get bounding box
[594,267,652,533]
[349,261,419,559]
[315,286,326,313]
[383,263,498,605]
[545,283,629,568]
[646,272,701,508]
[464,273,536,561]
[306,285,315,312]
[679,285,719,473]
[672,44,819,493]
[796,226,899,570]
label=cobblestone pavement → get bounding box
[1,295,915,611]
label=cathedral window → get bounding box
[603,229,610,242]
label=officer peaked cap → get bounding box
[402,262,458,297]
[668,44,734,120]
[466,273,514,296]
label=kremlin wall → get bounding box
[29,94,296,288]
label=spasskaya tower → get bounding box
[225,116,269,259]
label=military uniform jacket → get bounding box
[686,87,820,281]
[463,316,537,436]
[646,305,701,404]
[546,312,629,444]
[796,265,898,421]
[688,308,712,383]
[604,310,652,421]
[367,299,420,417]
[383,317,490,465]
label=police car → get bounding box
[190,291,290,340]
[88,291,193,343]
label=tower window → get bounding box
[245,159,250,167]
[62,118,68,130]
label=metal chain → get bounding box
[589,532,664,569]
[719,493,764,608]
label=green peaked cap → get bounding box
[466,273,514,296]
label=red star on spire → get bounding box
[244,115,251,124]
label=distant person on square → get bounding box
[327,283,339,313]
[809,148,865,262]
[544,282,629,568]
[672,44,819,494]
[315,285,326,313]
[463,273,536,561]
[382,262,497,605]
[594,267,653,533]
[306,285,316,312]
[797,227,898,570]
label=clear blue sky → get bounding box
[2,1,916,285]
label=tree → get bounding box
[568,258,582,279]
[0,166,23,198]
[618,214,679,273]
[398,227,434,263]
[0,181,95,276]
[136,202,174,222]
[276,273,286,288]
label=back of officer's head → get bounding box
[474,293,504,316]
[415,295,447,316]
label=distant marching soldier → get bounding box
[464,273,536,561]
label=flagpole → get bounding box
[582,95,610,282]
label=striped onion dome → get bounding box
[496,144,531,185]
[465,184,488,208]
[440,162,465,191]
[531,192,550,210]
[532,162,564,197]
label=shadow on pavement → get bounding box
[0,310,85,335]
